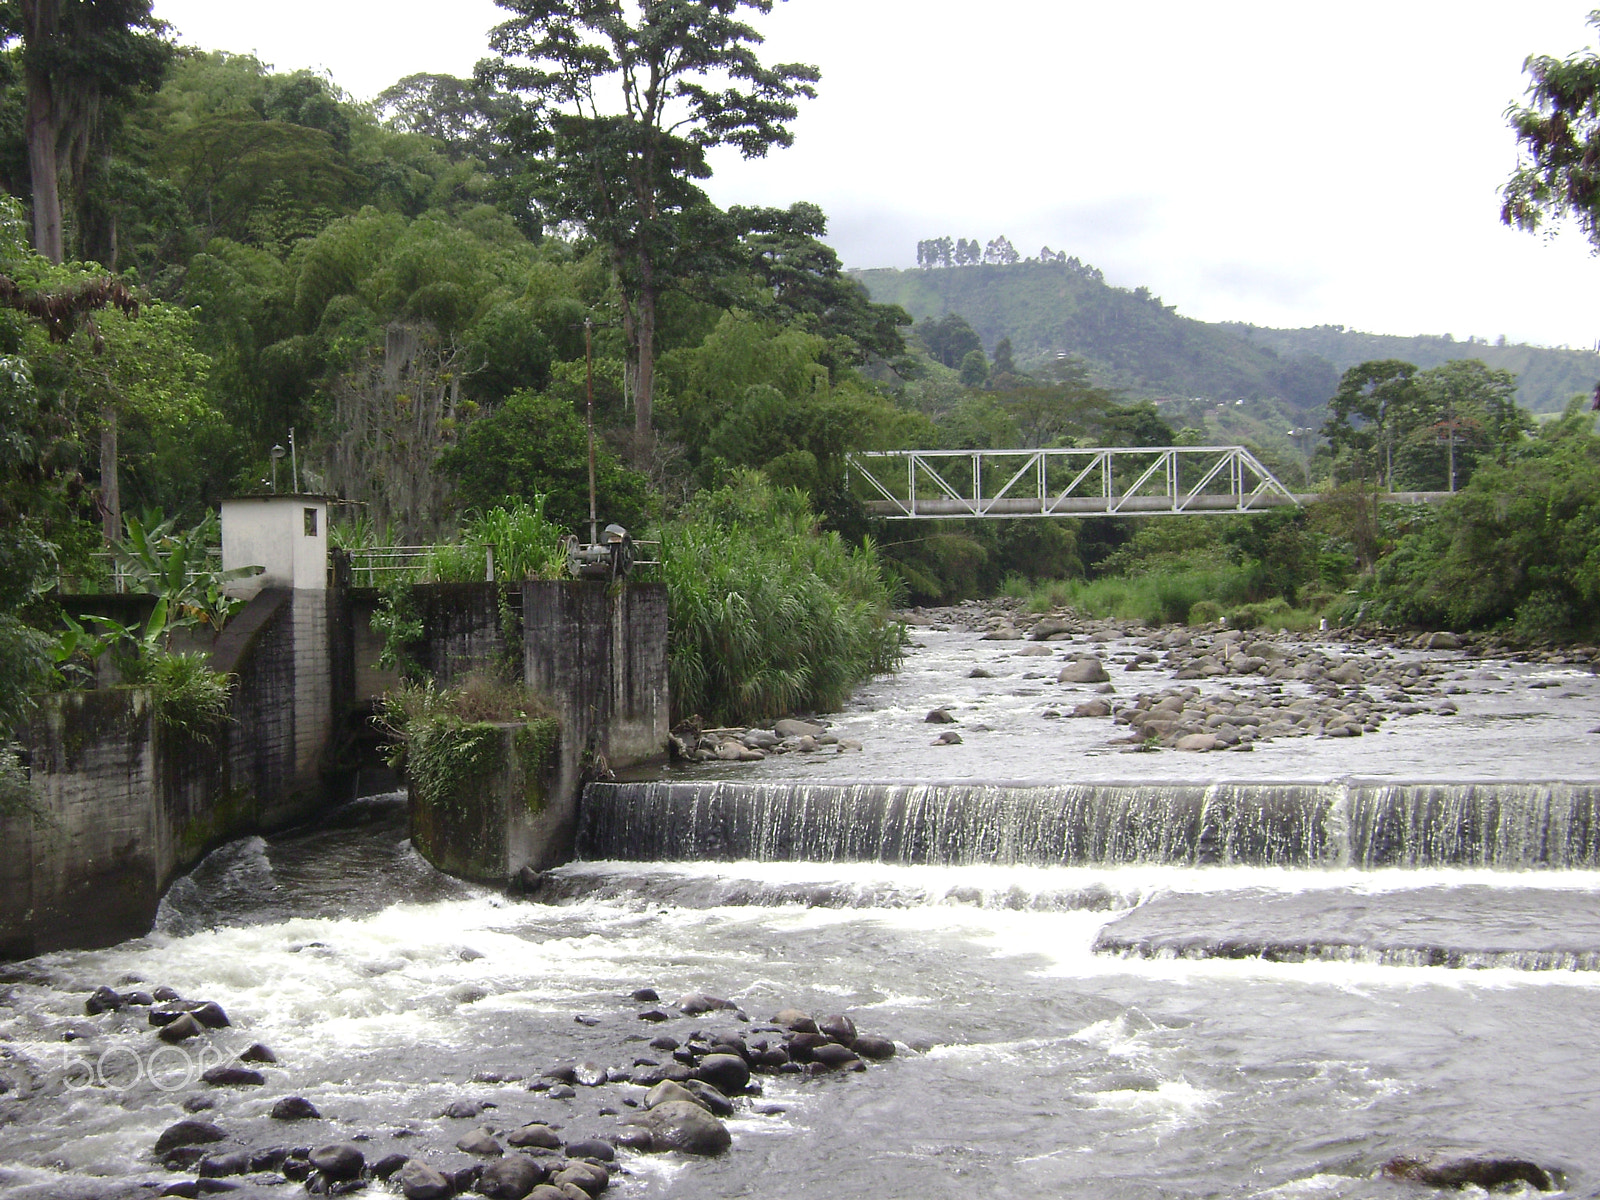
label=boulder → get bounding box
[852,1035,896,1060]
[694,1053,750,1094]
[189,1001,230,1029]
[457,1126,504,1155]
[809,1043,861,1070]
[676,992,735,1015]
[924,708,958,724]
[625,1100,732,1156]
[680,1079,735,1117]
[270,1096,321,1121]
[564,1139,616,1162]
[574,1061,608,1087]
[1070,699,1112,718]
[817,1014,857,1044]
[646,1079,702,1110]
[158,1013,204,1043]
[1174,733,1219,752]
[932,730,962,745]
[1381,1155,1554,1191]
[371,1153,409,1179]
[980,625,1023,640]
[774,718,824,738]
[1422,631,1462,650]
[1028,617,1074,640]
[444,1098,484,1118]
[201,1065,263,1087]
[554,1161,610,1195]
[480,1154,549,1199]
[1014,644,1053,657]
[85,986,124,1015]
[196,1150,251,1178]
[308,1143,364,1181]
[1058,658,1109,684]
[153,1120,226,1156]
[239,1043,276,1064]
[396,1159,455,1200]
[771,1009,815,1032]
[507,1123,562,1150]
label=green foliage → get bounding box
[438,390,649,534]
[112,510,255,631]
[425,498,568,583]
[660,472,903,725]
[133,651,234,744]
[1503,14,1600,252]
[0,742,49,826]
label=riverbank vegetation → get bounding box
[3,3,1600,740]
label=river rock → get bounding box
[740,729,780,750]
[158,1013,204,1043]
[677,992,735,1015]
[396,1159,455,1200]
[480,1153,548,1198]
[1058,658,1109,684]
[681,1079,735,1117]
[631,987,660,1002]
[201,1065,264,1087]
[852,1035,896,1060]
[565,1139,616,1162]
[625,1100,732,1155]
[308,1144,364,1181]
[817,1014,857,1044]
[457,1126,504,1155]
[968,667,994,678]
[507,1122,563,1149]
[1381,1154,1554,1191]
[1029,617,1073,640]
[809,1043,861,1070]
[1071,699,1112,718]
[554,1160,610,1195]
[1015,644,1053,656]
[239,1043,276,1064]
[85,985,124,1015]
[924,708,958,723]
[694,1053,750,1094]
[1421,631,1462,650]
[1174,733,1218,752]
[153,1119,227,1156]
[771,1009,815,1031]
[774,718,824,738]
[574,1061,608,1086]
[646,1079,702,1109]
[270,1096,321,1121]
[197,1150,251,1177]
[190,1001,230,1028]
[182,1095,215,1113]
[980,624,1023,640]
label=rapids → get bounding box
[2,623,1599,1198]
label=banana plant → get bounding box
[113,511,260,636]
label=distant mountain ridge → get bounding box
[856,263,1597,414]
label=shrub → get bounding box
[660,472,903,725]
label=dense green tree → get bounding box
[482,0,818,461]
[915,311,982,368]
[1321,359,1420,492]
[8,0,173,262]
[958,346,988,387]
[438,387,648,534]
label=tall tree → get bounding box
[1503,14,1600,247]
[1321,358,1420,500]
[11,0,171,263]
[482,0,818,463]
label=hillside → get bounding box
[858,263,1595,414]
[1220,324,1598,414]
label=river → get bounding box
[1,621,1598,1198]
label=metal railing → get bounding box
[847,446,1303,520]
[86,550,224,595]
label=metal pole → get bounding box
[289,428,299,494]
[585,318,598,545]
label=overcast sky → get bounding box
[151,0,1600,349]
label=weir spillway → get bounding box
[578,779,1600,870]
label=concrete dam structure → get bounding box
[0,496,669,958]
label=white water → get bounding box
[2,629,1599,1197]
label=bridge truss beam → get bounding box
[847,446,1304,520]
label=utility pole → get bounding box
[585,318,598,545]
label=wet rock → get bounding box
[774,718,824,738]
[677,992,735,1015]
[152,985,181,1002]
[547,1084,576,1099]
[182,1095,215,1113]
[968,667,994,678]
[613,1129,653,1152]
[1058,658,1109,684]
[625,1100,732,1156]
[771,1009,815,1032]
[573,1014,601,1026]
[453,1164,485,1192]
[574,1061,608,1086]
[1071,699,1112,718]
[680,1079,735,1117]
[528,1187,574,1200]
[370,1152,408,1179]
[631,987,660,1002]
[1174,733,1218,752]
[457,1126,504,1155]
[817,1014,857,1045]
[162,1145,209,1170]
[1421,631,1462,650]
[444,1098,484,1118]
[646,1079,702,1109]
[190,1001,230,1028]
[809,1043,862,1070]
[852,1035,896,1060]
[1381,1154,1554,1191]
[564,1139,615,1162]
[1029,617,1073,640]
[158,1013,205,1043]
[250,1147,293,1172]
[981,624,1023,640]
[282,1152,313,1181]
[239,1043,276,1064]
[396,1158,454,1200]
[554,1160,610,1195]
[271,1096,321,1121]
[1015,644,1053,657]
[933,730,962,745]
[507,1122,563,1150]
[924,707,958,723]
[637,1008,671,1023]
[85,985,124,1015]
[694,1053,749,1094]
[201,1065,264,1087]
[154,1119,227,1156]
[197,1150,251,1177]
[480,1153,548,1198]
[308,1144,364,1181]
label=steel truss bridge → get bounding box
[847,446,1448,520]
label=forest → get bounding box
[3,0,1600,759]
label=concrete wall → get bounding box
[514,581,669,872]
[220,495,328,595]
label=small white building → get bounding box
[219,494,331,597]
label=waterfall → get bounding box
[578,780,1600,869]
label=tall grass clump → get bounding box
[425,498,568,582]
[661,472,904,726]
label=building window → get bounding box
[304,507,318,537]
